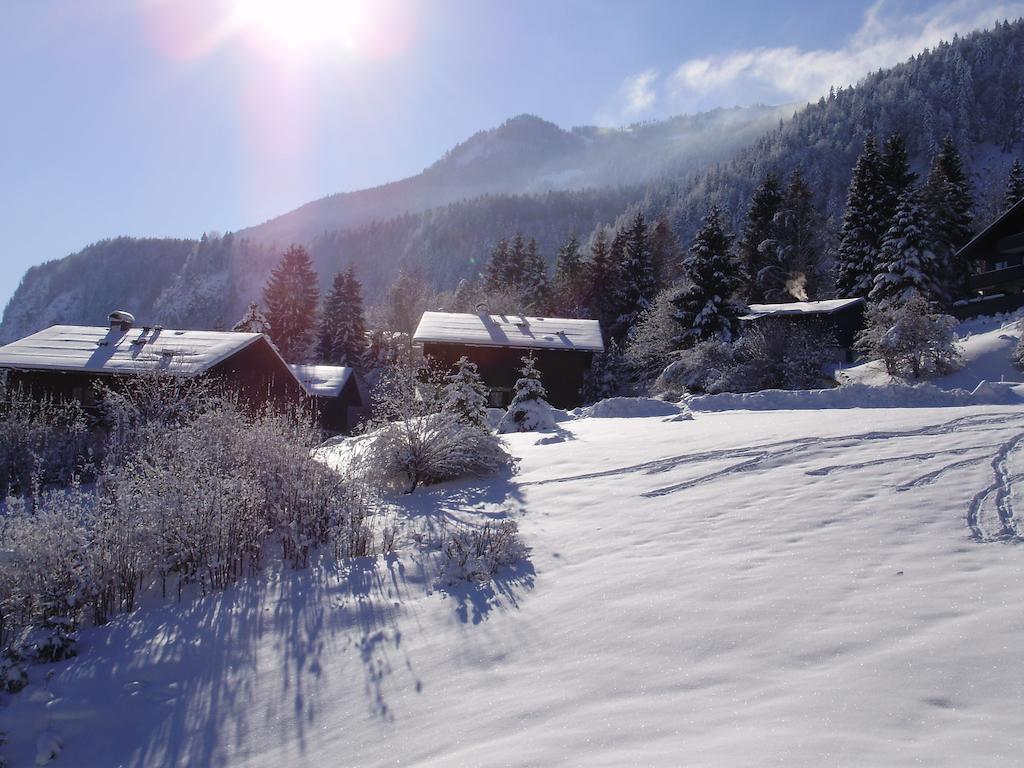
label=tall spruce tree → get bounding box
[1005,159,1024,210]
[836,134,889,298]
[611,211,656,338]
[318,265,368,368]
[738,172,783,302]
[671,206,742,347]
[870,189,943,306]
[552,233,585,315]
[520,237,549,312]
[922,135,974,299]
[262,244,320,361]
[648,213,680,286]
[773,168,821,300]
[583,227,616,332]
[483,238,511,293]
[880,132,917,225]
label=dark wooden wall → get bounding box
[423,342,593,409]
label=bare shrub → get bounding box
[856,297,961,379]
[0,382,92,497]
[439,520,527,584]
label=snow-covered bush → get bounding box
[498,355,556,433]
[439,520,527,584]
[624,286,684,386]
[362,364,512,493]
[653,318,835,395]
[856,297,962,378]
[0,383,92,497]
[0,378,375,666]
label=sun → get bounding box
[232,0,369,53]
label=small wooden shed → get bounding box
[741,298,866,360]
[288,364,369,433]
[0,311,306,408]
[413,311,604,409]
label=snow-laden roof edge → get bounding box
[0,325,305,391]
[288,364,354,398]
[741,297,864,320]
[413,311,604,353]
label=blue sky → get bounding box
[1,0,1022,311]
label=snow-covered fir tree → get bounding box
[583,227,617,336]
[611,211,656,338]
[552,233,585,315]
[262,244,320,361]
[880,132,917,224]
[317,265,368,368]
[497,354,552,433]
[922,135,974,299]
[520,237,549,312]
[483,238,511,294]
[232,302,271,335]
[648,213,680,287]
[443,356,490,430]
[772,168,822,300]
[671,206,742,348]
[737,172,783,302]
[870,189,942,306]
[1005,159,1024,211]
[835,134,889,298]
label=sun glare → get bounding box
[234,0,369,53]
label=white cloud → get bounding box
[607,0,1024,120]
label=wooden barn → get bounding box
[289,364,369,433]
[955,196,1024,317]
[413,311,604,409]
[0,311,306,408]
[741,298,866,361]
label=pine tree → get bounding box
[648,213,680,287]
[922,135,974,299]
[738,172,783,302]
[232,302,271,335]
[262,244,320,361]
[483,239,511,294]
[443,356,490,430]
[318,265,368,368]
[552,233,585,315]
[520,237,549,313]
[506,232,528,288]
[1005,159,1024,210]
[772,168,821,300]
[611,211,656,337]
[880,132,917,225]
[671,206,742,347]
[836,135,889,298]
[870,189,943,306]
[583,227,617,334]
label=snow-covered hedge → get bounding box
[0,383,374,666]
[0,382,93,497]
[360,362,512,493]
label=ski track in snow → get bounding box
[528,411,1024,541]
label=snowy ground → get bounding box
[5,404,1024,766]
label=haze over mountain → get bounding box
[4,18,1024,342]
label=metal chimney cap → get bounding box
[108,310,136,330]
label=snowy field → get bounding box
[6,404,1024,766]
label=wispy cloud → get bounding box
[604,0,1024,121]
[598,68,660,124]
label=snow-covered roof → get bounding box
[0,324,269,377]
[289,364,353,398]
[413,312,604,353]
[741,298,864,320]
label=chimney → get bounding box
[475,301,490,315]
[108,310,136,332]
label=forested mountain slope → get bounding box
[4,19,1024,342]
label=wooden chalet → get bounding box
[413,311,604,409]
[289,364,369,433]
[740,298,866,361]
[0,311,306,408]
[956,196,1024,317]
